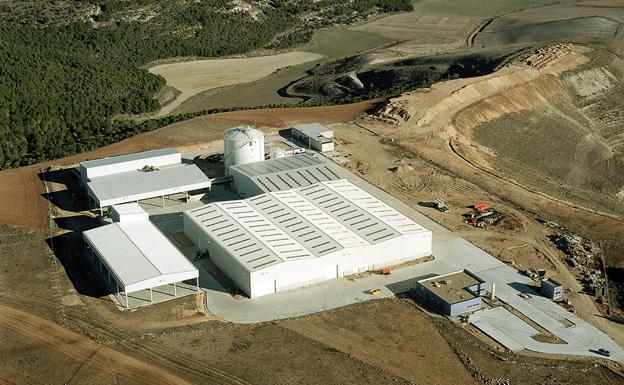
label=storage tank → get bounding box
[223,126,265,173]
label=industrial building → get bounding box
[83,204,199,309]
[229,153,342,197]
[79,148,211,213]
[416,270,487,316]
[78,148,181,184]
[291,123,334,152]
[183,179,432,298]
[540,278,563,300]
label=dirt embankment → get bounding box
[368,44,624,265]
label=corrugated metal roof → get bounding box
[323,180,428,234]
[185,180,430,273]
[83,221,198,292]
[230,153,341,193]
[296,183,399,244]
[80,148,178,168]
[231,153,323,176]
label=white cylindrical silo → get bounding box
[223,126,265,173]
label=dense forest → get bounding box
[0,0,411,169]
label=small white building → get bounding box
[110,203,149,223]
[183,179,432,298]
[228,152,341,197]
[78,148,181,184]
[292,123,334,152]
[83,218,199,309]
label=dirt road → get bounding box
[0,304,193,385]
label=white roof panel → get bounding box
[230,153,341,193]
[323,180,428,234]
[83,221,198,292]
[87,165,211,207]
[111,203,146,216]
[293,123,332,137]
[80,148,178,169]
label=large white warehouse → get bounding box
[183,179,432,298]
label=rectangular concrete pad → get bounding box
[471,307,539,352]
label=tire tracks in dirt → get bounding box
[0,304,193,385]
[447,137,624,224]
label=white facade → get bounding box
[78,148,181,184]
[183,180,432,298]
[111,203,149,222]
[223,126,265,174]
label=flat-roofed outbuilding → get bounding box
[87,164,211,212]
[83,220,199,309]
[291,123,334,152]
[416,270,487,316]
[183,179,432,297]
[78,148,181,183]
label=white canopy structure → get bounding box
[87,164,211,210]
[83,220,199,308]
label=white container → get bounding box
[223,126,265,174]
[270,148,286,159]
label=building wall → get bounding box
[449,297,482,316]
[229,168,265,198]
[111,211,149,223]
[183,214,252,295]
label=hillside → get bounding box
[0,0,411,170]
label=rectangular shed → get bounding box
[540,278,563,300]
[78,148,181,184]
[83,220,199,309]
[416,270,487,316]
[292,123,334,152]
[183,179,432,298]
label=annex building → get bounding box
[83,204,199,309]
[183,179,432,298]
[78,148,211,212]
